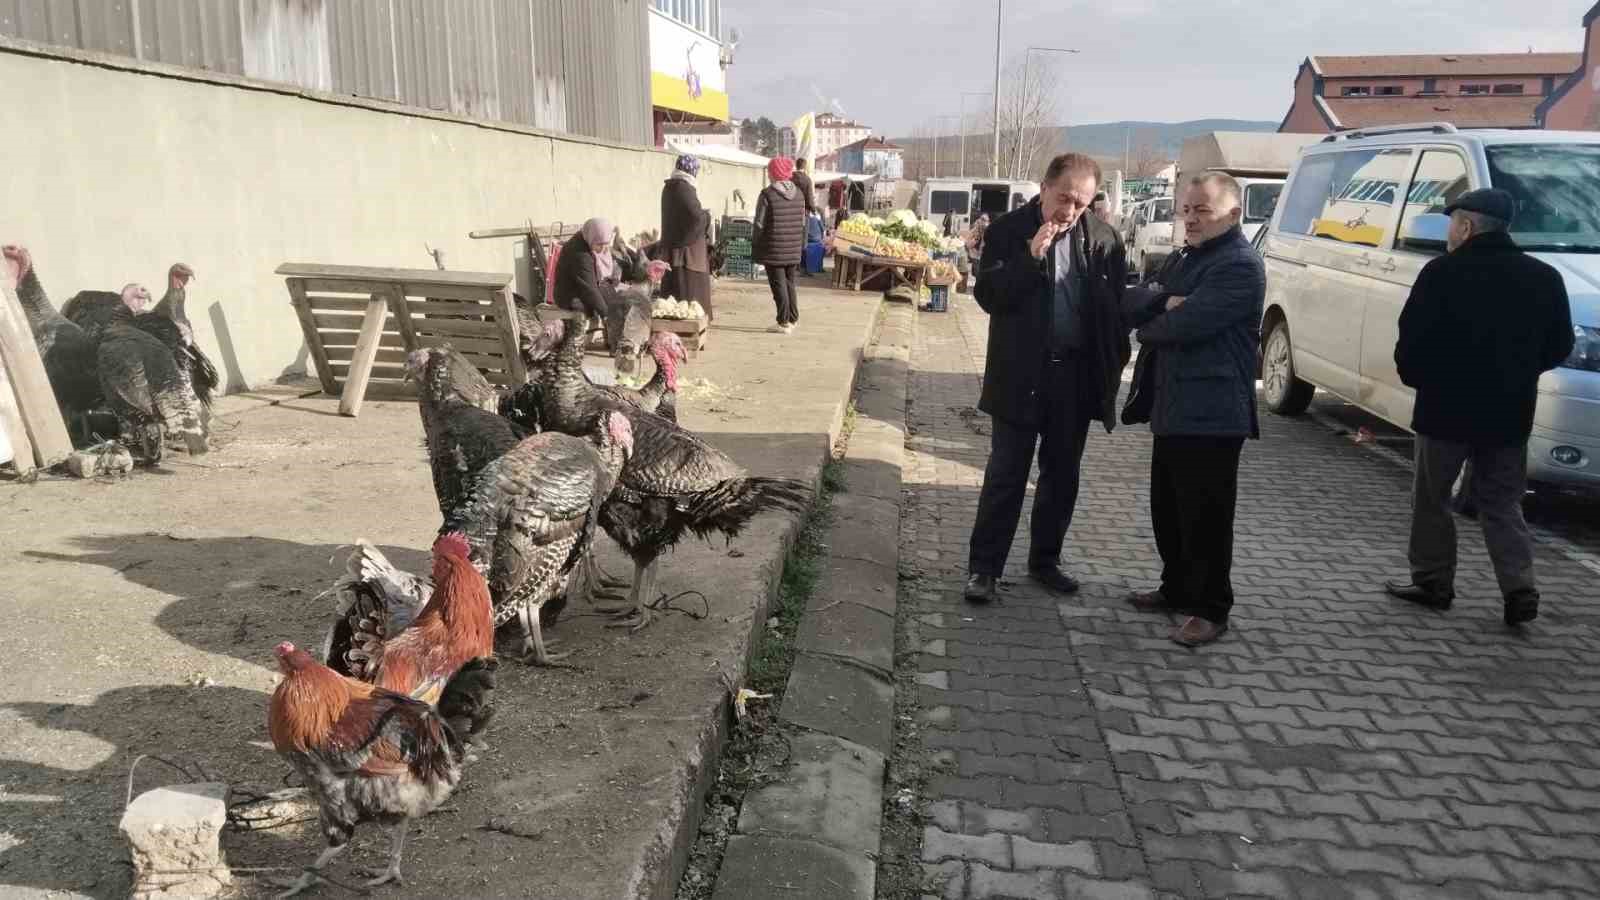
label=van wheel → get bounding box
[1262,320,1314,415]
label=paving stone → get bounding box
[1011,835,1098,874]
[713,835,873,900]
[967,863,1058,900]
[781,654,894,755]
[736,732,885,856]
[814,556,899,616]
[826,492,900,567]
[922,827,1009,868]
[797,595,895,673]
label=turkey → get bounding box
[531,320,813,628]
[406,346,530,522]
[96,304,205,462]
[61,283,152,344]
[600,331,686,424]
[324,408,629,667]
[2,245,102,442]
[143,263,219,412]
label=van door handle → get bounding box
[1379,258,1397,273]
[1354,254,1372,267]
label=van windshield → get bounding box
[1151,199,1174,223]
[1486,144,1600,252]
[1243,183,1283,224]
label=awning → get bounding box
[665,141,769,168]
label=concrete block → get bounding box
[780,654,894,755]
[838,456,902,502]
[712,835,874,900]
[797,596,895,673]
[737,732,885,855]
[120,782,231,898]
[815,557,898,616]
[826,493,900,567]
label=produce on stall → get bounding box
[650,297,707,320]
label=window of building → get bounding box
[1375,86,1404,96]
[1492,83,1525,95]
[654,0,721,36]
[1396,150,1470,253]
[1421,78,1439,94]
[1341,86,1372,97]
[1461,84,1491,95]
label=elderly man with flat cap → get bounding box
[1385,188,1573,629]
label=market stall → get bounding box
[829,210,963,295]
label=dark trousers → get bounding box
[968,357,1092,577]
[1151,435,1245,624]
[766,265,799,325]
[1410,436,1535,597]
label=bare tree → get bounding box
[978,54,1065,181]
[1129,131,1168,178]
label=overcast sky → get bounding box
[722,0,1593,134]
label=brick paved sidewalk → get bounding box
[902,295,1600,900]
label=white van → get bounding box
[917,177,1041,235]
[1259,124,1600,489]
[1126,196,1175,280]
[1171,132,1322,245]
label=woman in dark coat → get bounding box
[554,217,621,322]
[753,156,806,333]
[660,154,715,320]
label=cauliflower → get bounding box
[888,209,919,229]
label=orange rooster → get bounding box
[268,642,464,897]
[324,532,498,747]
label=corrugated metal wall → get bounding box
[0,0,651,145]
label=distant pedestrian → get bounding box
[660,154,715,320]
[1121,173,1264,647]
[793,157,817,214]
[1384,189,1573,628]
[943,209,956,237]
[754,156,805,334]
[963,153,1130,605]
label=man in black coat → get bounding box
[1121,174,1265,647]
[964,153,1130,604]
[1384,189,1573,628]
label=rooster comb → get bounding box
[434,531,471,561]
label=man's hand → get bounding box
[1030,221,1064,259]
[1165,295,1187,312]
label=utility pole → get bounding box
[991,0,1003,179]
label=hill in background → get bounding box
[893,119,1281,173]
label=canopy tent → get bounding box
[664,141,770,168]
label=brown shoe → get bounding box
[1170,616,1228,647]
[1127,588,1176,614]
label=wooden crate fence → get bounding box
[277,263,526,417]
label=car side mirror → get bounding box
[1400,213,1450,254]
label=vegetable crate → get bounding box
[650,317,709,356]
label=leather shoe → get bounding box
[1504,591,1539,627]
[964,573,998,605]
[1170,616,1228,647]
[1126,588,1176,613]
[1028,565,1080,595]
[1384,580,1454,610]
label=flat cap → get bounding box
[1444,188,1516,222]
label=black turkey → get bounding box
[2,244,102,442]
[62,283,152,345]
[97,304,205,462]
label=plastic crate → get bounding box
[721,217,754,240]
[925,285,950,312]
[724,258,755,278]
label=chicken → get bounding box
[323,533,498,745]
[96,303,205,461]
[2,245,102,442]
[444,410,633,664]
[530,320,813,628]
[268,642,464,897]
[61,283,152,344]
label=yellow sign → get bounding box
[651,73,729,121]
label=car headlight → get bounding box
[1564,325,1600,373]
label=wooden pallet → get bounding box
[0,280,73,474]
[650,317,709,355]
[277,263,524,417]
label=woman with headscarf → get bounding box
[753,156,806,334]
[554,217,621,324]
[660,155,715,321]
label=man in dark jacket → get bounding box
[1384,189,1573,628]
[793,157,817,214]
[754,156,806,332]
[1121,173,1264,647]
[964,153,1130,604]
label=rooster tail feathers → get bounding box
[437,657,498,743]
[324,541,432,678]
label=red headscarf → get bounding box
[768,156,796,182]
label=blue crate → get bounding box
[925,285,950,312]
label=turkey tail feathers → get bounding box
[686,476,814,538]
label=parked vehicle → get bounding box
[1172,131,1321,246]
[1258,123,1600,489]
[1126,196,1175,280]
[916,177,1041,236]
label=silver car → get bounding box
[1257,124,1600,488]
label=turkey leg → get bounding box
[605,559,658,632]
[361,824,407,887]
[273,842,348,898]
[587,554,629,603]
[519,602,571,666]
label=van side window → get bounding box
[1395,151,1470,253]
[931,191,970,215]
[1281,149,1412,248]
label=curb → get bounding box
[712,302,914,900]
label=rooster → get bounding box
[2,244,102,442]
[268,642,464,897]
[323,533,498,746]
[96,304,206,461]
[531,321,813,628]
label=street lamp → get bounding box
[990,0,1003,178]
[1012,45,1079,179]
[958,91,992,177]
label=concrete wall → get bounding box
[0,39,764,391]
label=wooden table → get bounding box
[831,253,928,293]
[277,263,523,417]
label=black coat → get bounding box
[1395,231,1573,447]
[792,171,816,213]
[1122,226,1265,439]
[660,177,710,273]
[553,231,616,319]
[974,197,1130,429]
[753,182,805,267]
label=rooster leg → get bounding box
[520,603,571,666]
[272,843,347,898]
[360,824,407,887]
